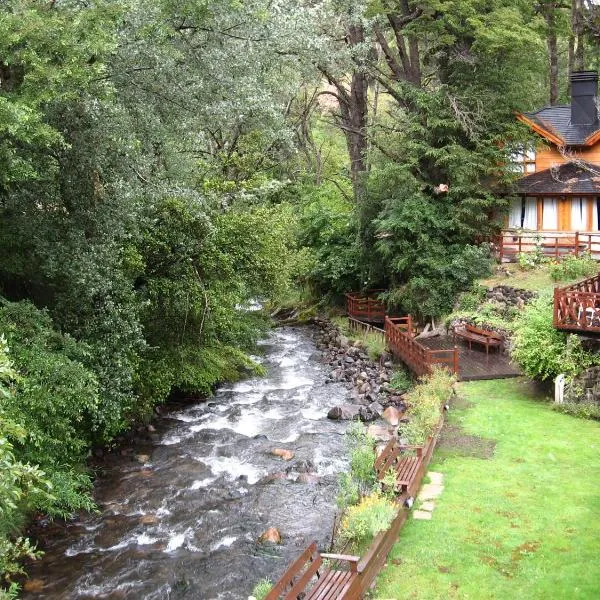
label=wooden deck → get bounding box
[420,335,521,381]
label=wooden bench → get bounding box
[265,541,360,600]
[453,323,503,356]
[374,438,424,495]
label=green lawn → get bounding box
[374,378,600,600]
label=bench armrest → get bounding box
[320,553,361,573]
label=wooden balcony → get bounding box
[554,273,600,333]
[499,230,600,262]
[345,290,387,324]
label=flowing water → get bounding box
[23,326,351,600]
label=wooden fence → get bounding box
[385,317,459,377]
[554,273,600,333]
[498,230,600,262]
[345,291,387,324]
[347,317,386,346]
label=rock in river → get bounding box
[327,404,360,420]
[259,527,282,544]
[269,448,295,461]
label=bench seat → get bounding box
[305,569,357,600]
[453,324,503,356]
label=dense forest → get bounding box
[1,0,599,595]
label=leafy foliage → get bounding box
[548,254,598,282]
[337,423,376,510]
[0,337,51,593]
[399,368,455,445]
[511,294,600,381]
[339,491,397,545]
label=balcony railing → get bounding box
[554,273,600,333]
[499,230,600,262]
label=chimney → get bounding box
[571,71,599,126]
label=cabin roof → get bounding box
[521,105,600,146]
[515,161,600,195]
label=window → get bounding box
[542,197,558,229]
[508,197,537,229]
[509,145,536,174]
[571,197,588,231]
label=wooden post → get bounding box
[499,233,504,262]
[575,231,580,256]
[453,346,459,376]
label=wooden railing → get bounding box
[345,291,387,323]
[385,317,459,377]
[498,230,600,262]
[554,273,600,332]
[348,317,386,345]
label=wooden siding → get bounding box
[535,144,600,171]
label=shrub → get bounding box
[339,492,397,544]
[337,423,376,509]
[553,402,600,420]
[250,579,272,600]
[0,337,52,595]
[511,294,600,381]
[389,368,412,393]
[548,254,598,282]
[398,368,455,445]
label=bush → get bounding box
[389,368,413,393]
[337,423,376,509]
[250,578,272,600]
[548,254,598,282]
[339,492,397,544]
[0,301,97,515]
[398,368,455,445]
[511,294,600,381]
[0,337,52,595]
[553,402,600,420]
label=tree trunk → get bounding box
[545,6,560,104]
[570,0,585,74]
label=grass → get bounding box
[373,378,600,600]
[332,316,387,360]
[481,263,592,294]
[481,264,558,293]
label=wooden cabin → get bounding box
[500,71,600,261]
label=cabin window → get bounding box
[542,197,558,230]
[571,197,587,231]
[508,197,537,229]
[509,145,536,174]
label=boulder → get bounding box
[295,473,321,484]
[368,401,384,417]
[327,404,360,420]
[270,448,295,461]
[259,527,282,544]
[287,459,315,473]
[367,424,394,442]
[382,406,402,426]
[358,406,377,422]
[139,514,160,525]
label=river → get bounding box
[22,326,351,600]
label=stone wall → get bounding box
[565,366,600,406]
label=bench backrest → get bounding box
[265,542,323,600]
[374,439,422,481]
[465,323,502,340]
